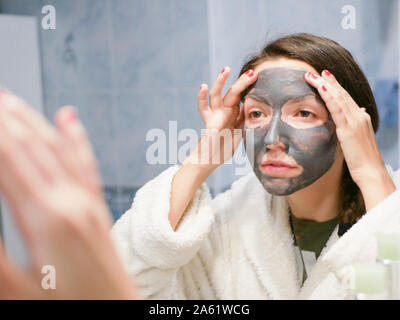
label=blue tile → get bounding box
[43,92,59,120]
[0,0,113,90]
[111,0,175,89]
[376,125,398,170]
[0,0,44,15]
[107,203,124,222]
[114,89,177,186]
[373,78,398,126]
[46,92,119,186]
[172,0,209,88]
[0,0,112,89]
[38,0,112,91]
[174,87,204,133]
[104,185,140,220]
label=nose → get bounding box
[264,116,288,150]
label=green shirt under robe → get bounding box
[289,212,339,286]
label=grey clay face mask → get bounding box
[243,67,338,195]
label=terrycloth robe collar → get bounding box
[232,172,400,299]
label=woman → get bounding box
[111,33,400,299]
[0,32,398,300]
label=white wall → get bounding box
[0,14,43,269]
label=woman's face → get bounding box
[243,58,339,195]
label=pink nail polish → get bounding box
[65,109,76,122]
[311,73,318,79]
[248,71,254,77]
[221,68,225,74]
[245,69,251,75]
[322,85,327,92]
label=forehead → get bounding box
[251,67,309,90]
[248,58,319,98]
[244,62,327,108]
[247,67,318,104]
[254,58,318,73]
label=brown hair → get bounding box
[239,32,380,224]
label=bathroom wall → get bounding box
[0,0,209,219]
[0,14,43,268]
[0,0,398,218]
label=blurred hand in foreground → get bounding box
[0,90,139,299]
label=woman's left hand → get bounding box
[0,90,139,299]
[305,70,396,211]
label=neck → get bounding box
[286,158,343,222]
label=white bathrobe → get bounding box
[110,164,400,300]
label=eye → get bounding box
[295,110,315,118]
[248,111,264,119]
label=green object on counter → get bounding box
[377,233,400,261]
[350,262,387,295]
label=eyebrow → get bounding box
[286,94,318,104]
[245,94,273,106]
[245,94,317,106]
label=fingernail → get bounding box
[248,71,254,77]
[323,70,331,76]
[311,73,318,79]
[65,108,77,122]
[245,69,251,75]
[322,85,327,92]
[221,67,225,74]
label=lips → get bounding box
[259,159,299,176]
[260,159,297,168]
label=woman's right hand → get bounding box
[169,67,257,230]
[186,67,258,169]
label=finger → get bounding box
[197,83,210,115]
[0,104,55,242]
[0,102,53,195]
[4,94,105,196]
[223,69,258,108]
[3,92,60,144]
[320,69,362,117]
[0,92,68,183]
[54,106,95,191]
[209,66,230,109]
[0,180,36,249]
[304,72,349,128]
[234,105,245,130]
[321,70,349,98]
[55,107,103,195]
